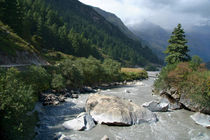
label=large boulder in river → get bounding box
[85,94,158,126]
[63,112,96,131]
[142,100,169,112]
[191,112,210,128]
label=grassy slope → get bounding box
[0,21,38,56]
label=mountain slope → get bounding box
[129,21,210,62]
[129,21,170,60]
[93,7,139,41]
[0,0,161,66]
[0,21,46,65]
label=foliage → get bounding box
[0,0,160,66]
[154,62,210,108]
[102,58,121,82]
[0,68,37,140]
[59,59,83,88]
[165,24,191,64]
[189,55,203,71]
[121,68,148,81]
[20,66,51,92]
[51,74,65,90]
[0,21,37,56]
[154,63,177,90]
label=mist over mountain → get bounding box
[93,7,139,41]
[129,21,210,62]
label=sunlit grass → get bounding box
[121,68,144,73]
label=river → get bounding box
[35,72,210,140]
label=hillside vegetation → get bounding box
[154,24,210,113]
[0,21,37,56]
[0,0,160,66]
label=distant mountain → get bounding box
[129,21,210,62]
[129,21,170,60]
[93,7,139,41]
[186,25,210,62]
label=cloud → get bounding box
[79,0,210,30]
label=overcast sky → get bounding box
[79,0,210,30]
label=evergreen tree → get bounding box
[165,24,191,64]
[1,0,23,34]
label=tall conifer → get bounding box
[165,24,190,64]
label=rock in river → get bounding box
[85,94,158,126]
[191,112,210,128]
[142,100,169,112]
[63,112,96,131]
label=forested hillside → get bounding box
[0,0,160,66]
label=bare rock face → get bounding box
[191,112,210,128]
[142,100,169,112]
[85,94,158,126]
[63,112,95,131]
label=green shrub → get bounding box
[154,63,177,91]
[59,59,83,88]
[21,66,51,92]
[189,55,203,71]
[0,68,37,140]
[51,74,65,90]
[102,58,121,82]
[120,68,148,81]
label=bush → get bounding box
[51,74,65,90]
[121,68,148,81]
[59,59,83,88]
[75,56,104,86]
[154,61,210,108]
[21,66,51,92]
[0,68,37,140]
[102,58,121,82]
[154,63,177,91]
[189,55,203,71]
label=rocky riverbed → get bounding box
[34,72,210,140]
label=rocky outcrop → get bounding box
[159,88,210,114]
[160,94,183,110]
[63,112,95,131]
[191,112,210,128]
[0,51,47,65]
[142,100,169,112]
[85,94,158,126]
[40,93,68,106]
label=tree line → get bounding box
[0,0,160,66]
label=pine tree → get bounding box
[1,0,23,34]
[165,24,191,64]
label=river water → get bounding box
[35,72,210,140]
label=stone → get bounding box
[135,81,144,86]
[53,101,59,106]
[85,94,158,126]
[55,133,71,140]
[142,100,169,112]
[191,112,210,128]
[64,92,72,98]
[125,89,131,93]
[63,112,95,131]
[71,94,79,99]
[58,95,66,102]
[101,135,109,140]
